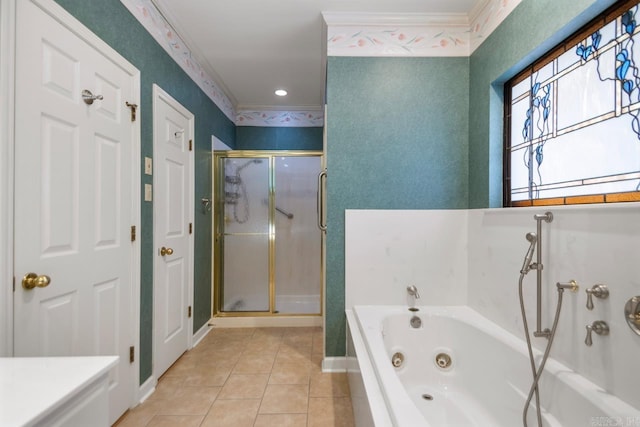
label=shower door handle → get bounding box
[317,169,327,231]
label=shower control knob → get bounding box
[585,284,609,310]
[585,320,609,346]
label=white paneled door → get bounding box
[153,85,193,379]
[13,1,139,424]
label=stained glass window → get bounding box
[505,0,640,206]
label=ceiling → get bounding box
[153,0,482,112]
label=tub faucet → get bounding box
[407,285,420,299]
[407,285,420,311]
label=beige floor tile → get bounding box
[161,356,199,378]
[311,333,324,354]
[243,338,282,354]
[146,376,185,401]
[254,413,307,427]
[252,327,285,338]
[232,351,276,374]
[200,399,260,427]
[117,326,354,427]
[114,400,166,427]
[259,384,309,414]
[183,366,231,387]
[282,333,313,348]
[146,414,204,427]
[195,353,239,371]
[309,372,350,397]
[268,362,311,385]
[156,386,221,415]
[275,346,313,366]
[309,353,324,374]
[218,373,269,399]
[307,397,355,427]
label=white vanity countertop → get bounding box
[0,356,118,427]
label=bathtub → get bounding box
[346,305,639,427]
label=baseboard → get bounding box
[137,375,156,405]
[209,315,322,328]
[192,321,212,348]
[322,356,347,373]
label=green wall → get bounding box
[468,0,617,208]
[54,0,235,383]
[55,0,623,368]
[236,126,323,150]
[325,0,620,357]
[325,57,470,356]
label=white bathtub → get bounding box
[346,305,639,427]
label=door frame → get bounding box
[0,0,16,357]
[152,83,194,380]
[0,0,142,404]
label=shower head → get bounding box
[521,232,537,274]
[237,158,263,172]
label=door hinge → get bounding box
[125,102,137,122]
[189,222,192,234]
[13,277,15,292]
[129,346,135,363]
[189,139,192,151]
[188,306,192,318]
[130,225,136,242]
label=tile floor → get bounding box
[115,326,355,427]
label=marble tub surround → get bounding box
[115,327,354,427]
[345,204,640,411]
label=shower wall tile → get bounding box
[467,203,640,409]
[344,204,640,409]
[345,209,468,308]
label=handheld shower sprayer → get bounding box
[520,232,537,274]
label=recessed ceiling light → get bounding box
[275,89,287,97]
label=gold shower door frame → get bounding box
[212,150,324,317]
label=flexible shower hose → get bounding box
[518,273,564,427]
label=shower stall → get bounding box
[213,151,324,317]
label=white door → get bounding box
[153,84,193,378]
[13,1,139,424]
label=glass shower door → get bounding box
[220,157,270,312]
[274,156,322,314]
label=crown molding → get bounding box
[324,0,522,57]
[321,11,470,27]
[151,0,238,107]
[120,0,237,121]
[468,0,493,25]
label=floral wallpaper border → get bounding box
[119,0,236,121]
[120,0,521,126]
[236,111,324,127]
[469,0,522,52]
[326,0,522,57]
[326,25,471,57]
[120,0,324,127]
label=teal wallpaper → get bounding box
[236,126,323,151]
[325,57,470,356]
[54,0,235,383]
[468,0,617,208]
[53,0,623,369]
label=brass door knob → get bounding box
[22,273,51,290]
[160,246,174,256]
